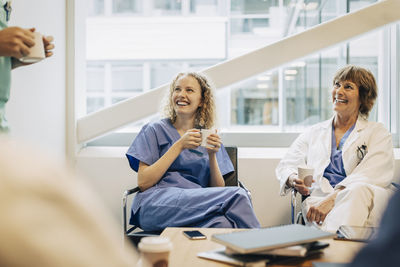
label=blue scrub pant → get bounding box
[134,186,260,231]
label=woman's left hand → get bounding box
[206,132,221,155]
[306,194,336,224]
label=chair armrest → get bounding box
[238,180,252,202]
[122,186,140,235]
[124,187,141,197]
[391,182,400,190]
[291,189,297,224]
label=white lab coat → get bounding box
[276,116,395,231]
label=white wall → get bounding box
[6,0,66,159]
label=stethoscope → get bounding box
[3,0,11,22]
[357,144,368,161]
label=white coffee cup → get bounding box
[20,32,45,63]
[298,165,314,187]
[200,129,217,147]
[138,236,172,267]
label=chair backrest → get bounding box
[223,146,239,186]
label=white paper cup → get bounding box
[200,129,216,147]
[138,237,172,267]
[20,32,45,63]
[298,165,314,187]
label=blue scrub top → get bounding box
[323,122,356,187]
[126,118,234,189]
[126,118,234,214]
[0,0,11,132]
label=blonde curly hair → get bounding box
[162,72,216,129]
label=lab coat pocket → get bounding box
[347,143,368,173]
[346,153,360,173]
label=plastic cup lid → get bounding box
[138,237,173,253]
[298,164,314,170]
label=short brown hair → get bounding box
[333,65,377,117]
[163,72,216,129]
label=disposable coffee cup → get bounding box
[138,236,172,267]
[200,129,216,147]
[20,32,45,63]
[298,165,314,187]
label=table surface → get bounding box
[160,227,364,267]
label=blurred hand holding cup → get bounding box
[19,32,45,63]
[298,165,314,187]
[200,129,217,147]
[138,236,172,267]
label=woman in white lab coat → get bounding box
[276,65,395,232]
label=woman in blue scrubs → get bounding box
[126,72,260,231]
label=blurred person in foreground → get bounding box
[276,65,395,232]
[0,136,138,267]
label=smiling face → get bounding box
[171,75,203,120]
[332,79,361,118]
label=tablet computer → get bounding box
[335,225,378,242]
[211,224,335,254]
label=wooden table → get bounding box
[161,227,364,267]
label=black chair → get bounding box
[122,146,250,245]
[290,189,307,224]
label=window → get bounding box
[88,0,104,16]
[87,64,105,92]
[150,62,184,89]
[153,0,182,15]
[113,0,140,14]
[81,0,399,147]
[190,0,219,16]
[111,64,142,92]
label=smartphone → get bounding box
[183,230,207,240]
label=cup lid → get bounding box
[138,237,172,253]
[298,164,314,170]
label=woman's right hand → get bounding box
[287,174,312,196]
[178,129,202,150]
[138,129,201,191]
[0,27,35,58]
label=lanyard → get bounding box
[3,0,11,22]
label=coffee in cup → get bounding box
[20,32,45,63]
[200,129,216,147]
[298,165,314,187]
[138,236,172,267]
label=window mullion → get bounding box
[377,27,391,127]
[278,67,285,131]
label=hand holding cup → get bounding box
[201,129,221,154]
[298,165,314,187]
[19,31,45,63]
[179,129,201,150]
